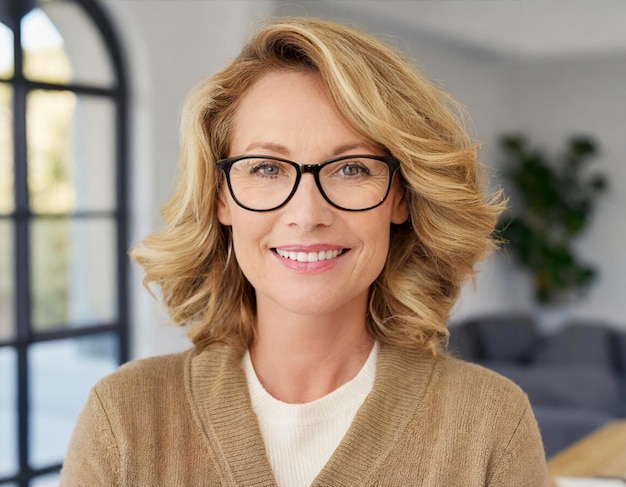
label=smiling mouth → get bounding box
[274,248,346,263]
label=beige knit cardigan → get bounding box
[60,342,548,486]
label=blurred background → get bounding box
[1,0,625,484]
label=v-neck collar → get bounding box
[185,342,438,486]
[186,344,275,486]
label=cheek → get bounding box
[373,233,391,270]
[230,216,256,250]
[229,212,272,258]
[357,220,392,272]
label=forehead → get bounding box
[229,70,375,158]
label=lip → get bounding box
[271,244,349,273]
[273,244,345,252]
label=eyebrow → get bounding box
[242,141,377,159]
[243,142,290,155]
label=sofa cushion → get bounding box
[532,406,614,458]
[532,322,615,370]
[484,362,622,416]
[614,331,626,416]
[615,330,626,375]
[473,314,538,362]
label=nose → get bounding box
[284,173,335,230]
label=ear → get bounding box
[216,189,233,226]
[390,183,409,225]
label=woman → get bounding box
[61,17,548,486]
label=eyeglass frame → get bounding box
[216,154,401,212]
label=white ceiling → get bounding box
[342,0,626,58]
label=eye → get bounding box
[338,162,371,177]
[252,163,279,175]
[247,159,286,177]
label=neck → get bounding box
[250,299,374,404]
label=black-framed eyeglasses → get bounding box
[216,154,401,212]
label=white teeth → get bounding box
[276,248,343,262]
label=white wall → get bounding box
[103,0,626,357]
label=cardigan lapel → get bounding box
[185,342,436,487]
[186,344,277,487]
[311,344,438,487]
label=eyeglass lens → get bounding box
[227,156,391,211]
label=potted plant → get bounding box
[497,134,608,305]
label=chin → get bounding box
[267,290,370,320]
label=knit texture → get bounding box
[60,343,549,486]
[243,342,378,486]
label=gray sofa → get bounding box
[447,314,626,458]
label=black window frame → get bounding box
[0,0,129,484]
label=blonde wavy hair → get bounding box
[131,17,505,355]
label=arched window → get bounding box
[0,0,128,484]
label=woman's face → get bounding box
[217,70,408,320]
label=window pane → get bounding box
[0,20,14,78]
[29,334,118,468]
[22,4,114,87]
[0,347,17,478]
[0,83,13,214]
[21,7,70,84]
[27,91,116,214]
[31,218,117,330]
[0,221,14,341]
[26,89,76,214]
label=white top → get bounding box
[242,341,379,487]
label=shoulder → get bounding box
[437,354,527,401]
[432,354,539,444]
[431,357,548,482]
[430,354,546,462]
[434,354,532,417]
[383,344,534,425]
[372,345,546,479]
[378,344,533,427]
[93,349,194,400]
[380,344,528,406]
